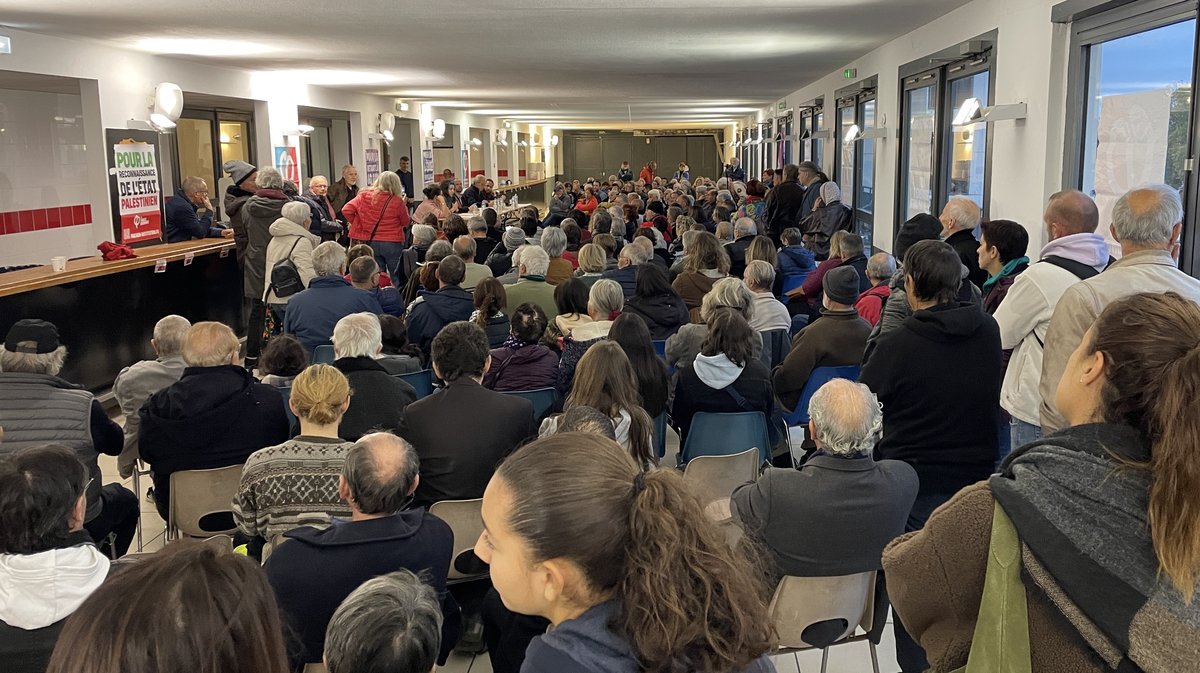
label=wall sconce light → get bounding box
[430,118,446,140]
[379,112,395,142]
[952,97,1027,128]
[843,124,861,144]
[131,82,183,132]
[551,135,559,147]
[471,137,483,146]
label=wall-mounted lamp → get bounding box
[379,112,395,142]
[470,137,483,146]
[952,97,1027,128]
[397,101,410,112]
[551,135,559,147]
[430,118,446,140]
[0,35,11,54]
[518,139,528,147]
[131,82,183,132]
[843,124,861,144]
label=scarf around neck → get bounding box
[982,256,1030,292]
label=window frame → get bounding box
[898,69,942,222]
[835,80,879,250]
[173,107,257,201]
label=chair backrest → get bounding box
[303,663,328,673]
[500,387,559,421]
[279,386,298,433]
[783,365,861,427]
[788,313,810,337]
[683,447,758,512]
[168,465,244,538]
[312,344,335,364]
[681,412,771,464]
[769,571,877,650]
[758,328,790,370]
[398,369,435,399]
[652,340,667,357]
[653,411,668,458]
[427,499,489,582]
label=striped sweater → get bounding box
[233,436,354,541]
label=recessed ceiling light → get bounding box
[264,69,400,86]
[135,37,274,56]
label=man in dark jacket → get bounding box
[265,433,460,669]
[284,242,384,356]
[242,166,291,367]
[939,196,986,290]
[326,164,359,220]
[601,243,647,299]
[486,227,525,277]
[725,217,758,279]
[400,322,536,510]
[0,446,112,673]
[331,313,418,441]
[763,164,806,246]
[837,233,873,294]
[222,159,258,268]
[164,177,232,243]
[0,319,138,558]
[348,256,405,317]
[857,239,1001,673]
[461,175,487,210]
[723,158,746,182]
[796,161,826,224]
[407,256,475,359]
[139,322,289,523]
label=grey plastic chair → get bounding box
[167,465,243,540]
[768,571,881,673]
[428,498,490,583]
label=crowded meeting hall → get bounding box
[4,1,1200,672]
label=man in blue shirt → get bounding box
[164,176,233,243]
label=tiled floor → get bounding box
[101,419,899,673]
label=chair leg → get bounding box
[869,640,880,673]
[793,652,801,672]
[819,648,829,673]
[132,468,144,552]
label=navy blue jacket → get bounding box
[283,276,384,355]
[265,510,461,668]
[406,285,475,357]
[365,286,405,317]
[164,190,223,242]
[601,266,638,299]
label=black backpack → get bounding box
[268,237,305,298]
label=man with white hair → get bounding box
[1039,184,1200,432]
[284,241,383,356]
[453,235,493,290]
[602,240,649,299]
[732,378,917,580]
[461,174,488,210]
[726,217,758,278]
[743,260,790,332]
[938,196,986,289]
[855,252,896,327]
[113,314,192,477]
[0,319,139,557]
[140,321,289,524]
[332,314,417,441]
[164,176,233,243]
[503,245,559,319]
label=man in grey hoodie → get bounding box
[0,446,111,673]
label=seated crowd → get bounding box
[2,165,1199,673]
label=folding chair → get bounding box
[768,571,881,673]
[427,499,490,584]
[130,458,154,551]
[500,387,560,421]
[679,411,771,466]
[312,344,335,364]
[279,385,298,433]
[653,412,668,458]
[758,328,790,370]
[682,447,760,512]
[167,465,244,540]
[782,365,860,466]
[398,369,435,399]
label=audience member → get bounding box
[726,217,758,278]
[773,267,871,412]
[994,191,1108,451]
[553,405,618,440]
[555,279,624,397]
[855,253,896,326]
[284,242,383,356]
[348,256,404,317]
[858,240,1001,673]
[608,313,669,419]
[331,313,417,441]
[263,201,320,323]
[113,314,190,478]
[744,260,791,332]
[472,277,511,348]
[1039,184,1200,432]
[665,277,763,370]
[324,570,445,673]
[343,171,411,280]
[540,226,572,286]
[801,181,854,260]
[475,434,774,673]
[939,196,986,289]
[0,446,111,673]
[377,314,423,375]
[672,309,776,445]
[469,216,498,263]
[140,321,289,523]
[454,235,493,290]
[484,303,560,393]
[785,230,851,316]
[777,227,816,291]
[233,364,354,543]
[601,239,648,298]
[45,541,290,673]
[495,243,527,285]
[502,246,558,320]
[574,243,607,288]
[406,255,474,359]
[400,322,536,508]
[412,239,453,299]
[0,319,138,557]
[885,292,1200,673]
[223,160,258,264]
[734,380,917,581]
[672,231,731,321]
[978,219,1030,314]
[257,334,307,387]
[265,433,460,668]
[622,263,690,340]
[764,163,806,245]
[400,223,438,288]
[795,161,827,223]
[243,166,291,367]
[735,180,768,234]
[543,277,591,345]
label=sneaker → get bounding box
[145,487,156,505]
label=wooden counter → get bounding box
[0,239,235,298]
[494,178,549,193]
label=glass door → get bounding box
[945,68,990,205]
[836,102,856,208]
[900,72,939,220]
[856,97,877,250]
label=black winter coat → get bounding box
[334,356,418,441]
[623,292,690,340]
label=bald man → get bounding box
[265,432,461,668]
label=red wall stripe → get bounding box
[0,205,92,235]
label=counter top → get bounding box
[0,238,235,298]
[494,178,549,193]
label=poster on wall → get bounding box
[365,148,381,185]
[422,148,435,185]
[274,146,300,185]
[105,128,163,247]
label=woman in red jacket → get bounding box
[575,185,599,216]
[342,171,411,279]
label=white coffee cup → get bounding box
[50,256,68,272]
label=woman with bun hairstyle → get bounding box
[475,433,776,673]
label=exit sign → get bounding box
[843,68,857,80]
[777,101,786,111]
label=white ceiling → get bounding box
[0,0,973,128]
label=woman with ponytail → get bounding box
[475,433,776,673]
[884,291,1200,673]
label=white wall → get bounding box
[746,0,1069,253]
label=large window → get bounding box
[798,103,823,168]
[835,84,878,250]
[780,112,794,167]
[947,68,990,204]
[836,102,856,207]
[900,75,938,220]
[174,107,255,222]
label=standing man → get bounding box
[723,157,745,182]
[796,160,827,223]
[164,177,232,243]
[396,156,415,202]
[303,176,338,224]
[222,160,259,269]
[327,164,359,221]
[763,164,806,247]
[938,196,986,290]
[639,160,656,184]
[618,161,634,182]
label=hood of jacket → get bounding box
[570,319,613,342]
[0,532,108,629]
[245,192,288,220]
[779,245,815,268]
[693,352,744,389]
[417,285,474,322]
[269,216,319,243]
[224,185,254,216]
[904,302,987,343]
[504,344,559,367]
[535,601,638,673]
[141,365,261,448]
[1040,232,1110,269]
